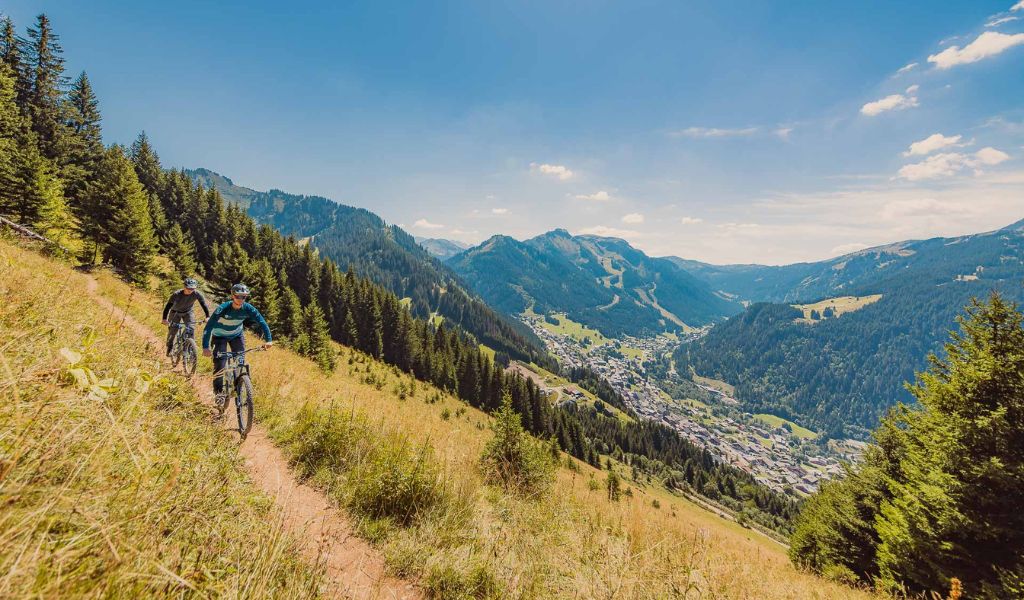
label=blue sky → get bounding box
[6,0,1024,263]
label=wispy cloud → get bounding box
[621,213,644,224]
[986,15,1020,27]
[413,218,445,230]
[1014,1,1024,11]
[896,147,1010,180]
[679,217,704,225]
[573,191,611,202]
[670,126,759,138]
[774,127,794,140]
[491,207,509,215]
[903,133,964,156]
[530,162,574,180]
[577,225,641,239]
[861,85,920,116]
[895,62,918,75]
[928,31,1024,69]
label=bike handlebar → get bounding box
[215,347,268,359]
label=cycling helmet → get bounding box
[183,277,199,290]
[231,283,250,298]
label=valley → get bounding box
[519,311,855,497]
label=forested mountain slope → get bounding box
[676,220,1024,438]
[449,229,741,336]
[186,168,546,365]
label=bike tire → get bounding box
[183,338,199,377]
[236,375,254,440]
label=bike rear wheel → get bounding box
[236,375,254,439]
[182,338,198,376]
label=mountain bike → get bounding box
[169,319,204,377]
[214,347,264,440]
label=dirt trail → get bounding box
[84,276,420,600]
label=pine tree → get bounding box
[246,258,281,331]
[87,145,155,284]
[0,17,29,110]
[278,286,303,340]
[607,469,622,501]
[24,14,66,161]
[296,301,335,372]
[62,71,102,207]
[0,61,68,238]
[163,223,197,278]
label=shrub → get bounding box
[479,393,555,495]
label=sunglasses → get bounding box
[232,294,249,300]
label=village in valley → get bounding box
[518,312,864,497]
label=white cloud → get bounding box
[774,127,794,140]
[897,147,1010,180]
[671,126,759,138]
[987,15,1020,27]
[830,242,869,255]
[896,62,918,74]
[573,191,611,202]
[577,225,641,239]
[1014,1,1024,11]
[861,90,919,116]
[412,218,444,230]
[621,213,645,224]
[491,208,509,215]
[530,162,574,180]
[903,133,963,156]
[975,146,1011,165]
[928,31,1024,69]
[679,217,704,225]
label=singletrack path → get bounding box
[85,275,420,600]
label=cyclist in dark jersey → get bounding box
[161,278,211,356]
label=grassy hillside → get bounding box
[0,239,324,598]
[24,241,877,599]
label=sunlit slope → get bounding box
[0,239,324,598]
[75,242,877,598]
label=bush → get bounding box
[279,403,452,525]
[480,393,555,495]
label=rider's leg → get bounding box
[212,337,229,395]
[165,312,180,355]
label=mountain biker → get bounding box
[202,283,273,403]
[162,278,211,356]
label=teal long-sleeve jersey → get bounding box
[202,301,272,349]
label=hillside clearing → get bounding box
[792,295,883,324]
[753,414,818,440]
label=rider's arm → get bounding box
[196,291,211,319]
[202,308,221,350]
[246,304,272,343]
[162,293,176,320]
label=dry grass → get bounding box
[82,240,880,599]
[0,238,325,598]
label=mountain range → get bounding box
[447,229,742,337]
[185,168,549,366]
[673,218,1024,438]
[415,237,469,261]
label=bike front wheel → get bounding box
[236,375,254,440]
[182,338,198,377]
